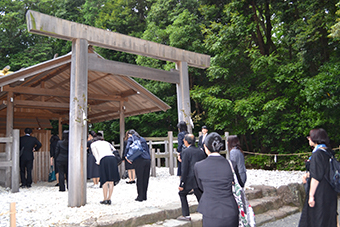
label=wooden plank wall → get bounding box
[32,130,51,183]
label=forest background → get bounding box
[2,0,340,170]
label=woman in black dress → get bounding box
[298,128,337,227]
[87,131,100,188]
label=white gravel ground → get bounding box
[0,168,305,227]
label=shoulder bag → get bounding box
[228,160,256,227]
[126,137,144,162]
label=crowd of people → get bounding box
[18,124,338,227]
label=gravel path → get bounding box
[0,168,305,227]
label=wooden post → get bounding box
[176,62,192,133]
[119,101,125,178]
[150,147,156,177]
[68,38,88,207]
[10,202,16,227]
[58,117,62,139]
[225,132,229,160]
[11,129,20,193]
[168,131,174,175]
[156,148,160,167]
[5,91,14,188]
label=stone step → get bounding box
[138,213,202,227]
[255,205,300,226]
[249,196,283,215]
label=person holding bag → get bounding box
[125,129,151,202]
[298,128,337,227]
[194,132,244,227]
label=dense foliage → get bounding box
[2,0,340,170]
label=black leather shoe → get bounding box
[55,183,59,187]
[100,200,107,204]
[20,184,26,188]
[26,185,31,188]
[107,200,111,205]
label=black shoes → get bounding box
[126,180,136,184]
[55,183,59,187]
[135,198,143,202]
[100,200,111,205]
[20,184,26,188]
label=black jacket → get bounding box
[20,135,42,160]
[179,145,206,190]
[55,140,69,163]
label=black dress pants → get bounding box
[20,158,33,186]
[57,161,68,191]
[133,158,151,200]
[179,188,202,216]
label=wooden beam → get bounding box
[3,87,128,101]
[0,53,71,87]
[88,54,180,84]
[26,10,210,69]
[14,100,69,109]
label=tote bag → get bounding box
[228,160,256,227]
[126,137,144,161]
[48,165,56,182]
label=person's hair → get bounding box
[124,130,130,141]
[204,132,224,153]
[89,130,97,137]
[177,121,188,132]
[227,135,244,155]
[93,136,104,142]
[24,128,32,134]
[97,132,103,137]
[309,128,330,147]
[50,134,59,143]
[184,134,195,145]
[128,129,140,138]
[62,130,69,141]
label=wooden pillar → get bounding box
[150,142,156,177]
[119,101,125,177]
[58,117,62,138]
[11,129,19,193]
[168,131,174,175]
[176,62,192,133]
[5,91,14,188]
[68,38,88,207]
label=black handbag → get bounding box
[110,144,122,165]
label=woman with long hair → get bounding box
[298,128,337,227]
[123,130,136,184]
[228,135,247,185]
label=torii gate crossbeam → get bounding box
[26,10,210,207]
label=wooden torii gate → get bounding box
[26,10,210,207]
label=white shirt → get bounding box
[90,140,114,165]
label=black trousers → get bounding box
[179,188,202,216]
[57,161,68,191]
[20,158,33,186]
[133,158,151,200]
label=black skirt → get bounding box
[125,160,134,170]
[87,153,100,178]
[99,156,120,187]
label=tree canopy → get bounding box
[2,0,340,170]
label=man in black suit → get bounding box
[197,126,208,151]
[20,128,42,188]
[177,134,206,221]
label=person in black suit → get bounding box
[19,128,42,188]
[197,125,208,151]
[55,130,69,192]
[194,132,244,227]
[177,134,206,221]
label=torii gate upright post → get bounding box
[25,10,210,207]
[68,39,88,207]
